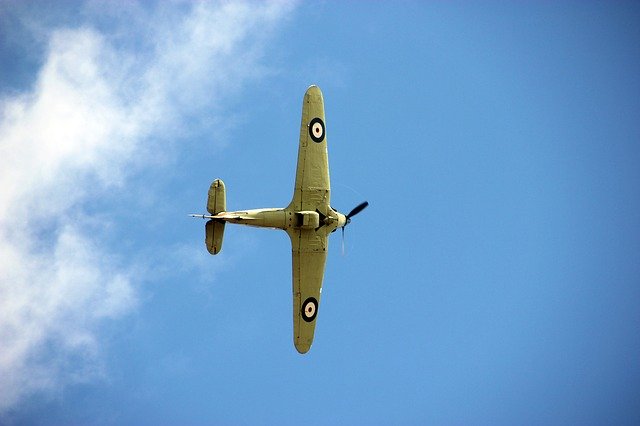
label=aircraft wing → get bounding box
[288,85,330,212]
[288,228,328,354]
[286,85,332,354]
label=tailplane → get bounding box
[207,179,226,215]
[204,179,226,254]
[205,219,225,255]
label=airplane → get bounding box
[190,85,368,354]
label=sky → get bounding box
[0,1,639,424]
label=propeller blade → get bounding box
[346,201,369,219]
[341,226,345,255]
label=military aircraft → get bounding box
[190,85,368,354]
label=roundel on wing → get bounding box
[309,118,325,143]
[301,297,318,322]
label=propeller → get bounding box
[345,201,369,224]
[341,201,369,254]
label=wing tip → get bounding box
[305,84,322,97]
[295,341,312,354]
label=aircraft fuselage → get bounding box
[211,207,347,232]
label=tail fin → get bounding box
[205,179,226,255]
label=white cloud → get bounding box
[0,0,293,412]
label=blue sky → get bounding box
[1,1,639,424]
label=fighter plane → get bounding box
[190,85,368,354]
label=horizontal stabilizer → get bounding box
[207,179,226,215]
[205,219,225,255]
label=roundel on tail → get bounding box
[309,118,325,143]
[301,297,318,322]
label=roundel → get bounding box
[301,297,318,322]
[309,118,325,143]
